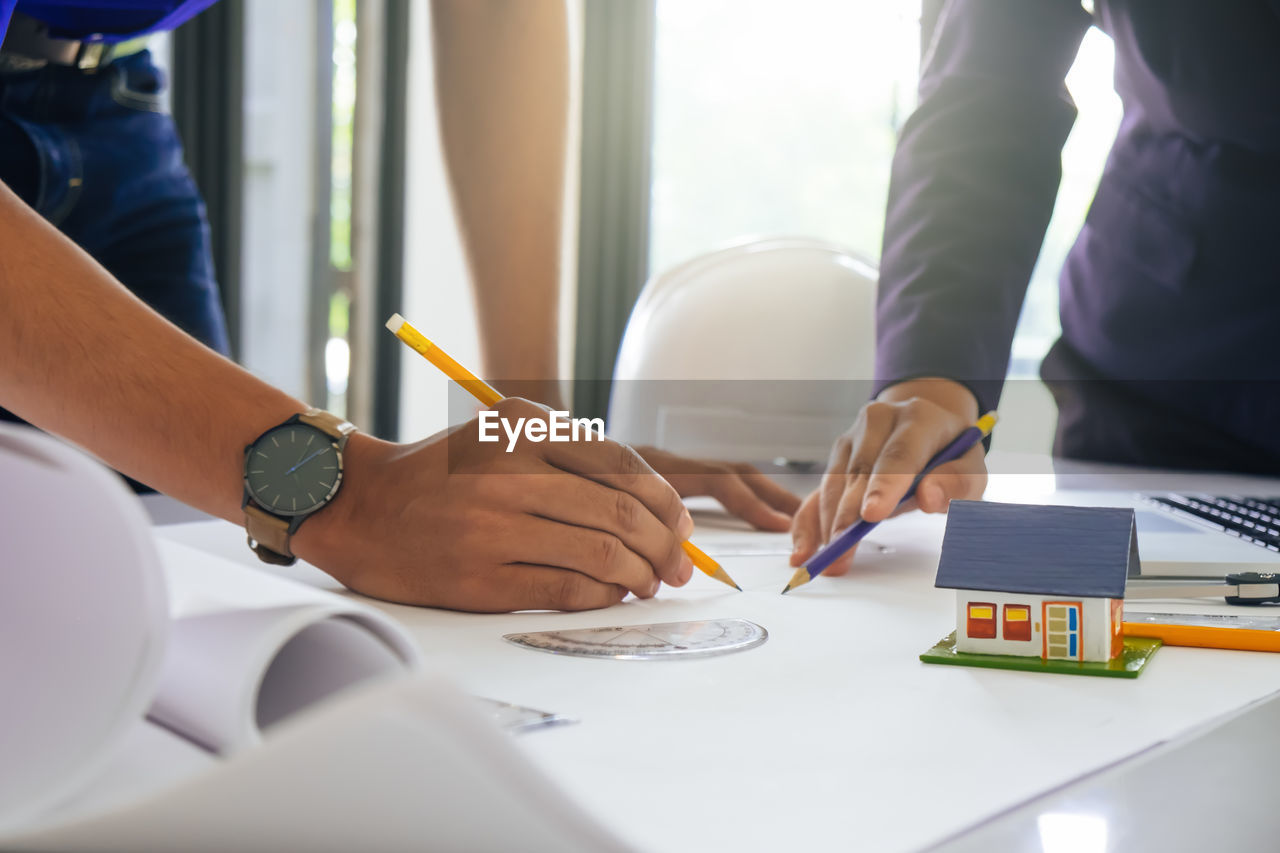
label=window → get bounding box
[1002,604,1032,642]
[238,0,327,404]
[650,0,920,273]
[1009,27,1122,377]
[238,0,411,432]
[648,6,1123,381]
[966,603,997,639]
[324,0,359,417]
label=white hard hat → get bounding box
[608,236,878,465]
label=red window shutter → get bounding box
[966,602,997,639]
[1003,604,1032,641]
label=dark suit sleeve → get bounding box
[874,0,1092,411]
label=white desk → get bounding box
[931,689,1280,852]
[146,456,1280,852]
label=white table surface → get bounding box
[147,455,1280,852]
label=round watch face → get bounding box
[244,423,343,517]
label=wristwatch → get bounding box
[242,408,357,565]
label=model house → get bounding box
[934,501,1140,663]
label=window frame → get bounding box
[573,0,657,420]
[966,602,998,640]
[1002,604,1032,642]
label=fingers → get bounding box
[790,491,822,566]
[860,408,965,523]
[911,446,988,514]
[825,403,895,538]
[735,465,803,516]
[822,551,856,577]
[497,513,676,599]
[854,395,976,523]
[703,469,794,532]
[541,437,693,544]
[519,470,693,587]
[792,389,985,583]
[473,403,694,598]
[634,447,799,530]
[465,563,628,613]
[790,490,857,576]
[819,435,853,544]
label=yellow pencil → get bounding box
[1123,619,1280,653]
[385,313,740,591]
[385,313,504,407]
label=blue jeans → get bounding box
[0,50,230,356]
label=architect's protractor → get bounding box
[504,619,767,660]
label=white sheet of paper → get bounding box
[347,507,1280,853]
[31,719,218,831]
[9,673,633,853]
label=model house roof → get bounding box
[934,501,1137,599]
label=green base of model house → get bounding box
[920,632,1162,679]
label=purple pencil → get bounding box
[781,412,998,594]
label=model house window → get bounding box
[1003,605,1032,641]
[966,603,997,639]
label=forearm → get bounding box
[431,0,568,402]
[0,184,701,614]
[0,182,302,524]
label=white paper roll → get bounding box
[147,538,422,754]
[0,425,169,833]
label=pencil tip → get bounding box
[781,566,812,594]
[707,565,742,591]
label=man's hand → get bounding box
[297,398,697,613]
[789,378,987,576]
[635,447,800,532]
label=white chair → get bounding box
[607,236,878,464]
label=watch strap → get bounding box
[244,503,297,565]
[297,408,357,441]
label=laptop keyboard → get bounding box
[1146,494,1280,552]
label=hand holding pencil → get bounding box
[783,410,996,593]
[386,314,741,595]
[790,378,993,580]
